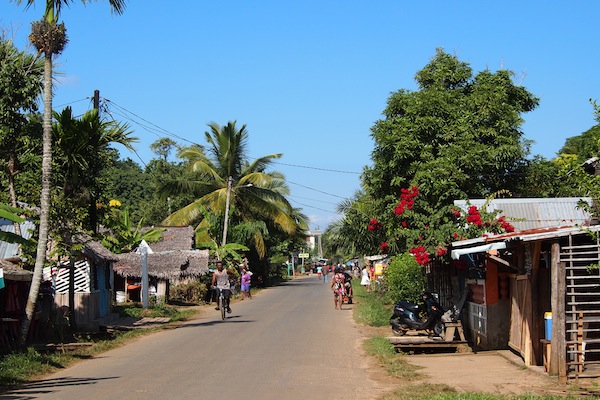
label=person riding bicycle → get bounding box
[211,260,232,314]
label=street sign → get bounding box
[298,253,309,258]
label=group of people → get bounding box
[330,266,353,310]
[210,259,254,315]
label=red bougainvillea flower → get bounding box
[497,216,515,233]
[409,246,430,265]
[452,232,459,239]
[380,242,389,254]
[367,218,382,231]
[395,186,419,215]
[451,208,461,218]
[436,247,448,257]
[401,221,408,228]
[466,205,483,227]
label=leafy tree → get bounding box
[52,106,136,234]
[101,206,164,254]
[15,0,127,342]
[0,37,44,217]
[102,158,154,223]
[323,189,385,258]
[150,137,179,162]
[361,48,539,257]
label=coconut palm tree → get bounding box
[52,106,137,233]
[15,0,127,342]
[162,121,302,259]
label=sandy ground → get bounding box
[358,325,599,398]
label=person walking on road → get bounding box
[240,267,252,300]
[361,265,370,292]
[323,264,330,283]
[331,268,345,310]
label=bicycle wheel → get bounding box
[220,294,226,320]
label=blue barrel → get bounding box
[544,312,552,340]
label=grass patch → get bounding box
[0,304,197,388]
[380,390,585,400]
[113,302,196,321]
[363,336,422,380]
[353,281,392,327]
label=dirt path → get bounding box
[358,326,584,397]
[406,350,567,396]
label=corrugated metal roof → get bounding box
[454,197,593,231]
[0,218,35,259]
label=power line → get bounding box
[287,181,347,199]
[271,161,361,175]
[289,198,340,215]
[289,195,340,205]
[55,97,89,110]
[102,98,201,147]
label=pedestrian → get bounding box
[316,264,322,279]
[331,270,345,310]
[361,265,370,291]
[240,267,252,300]
[369,264,376,291]
[323,264,329,283]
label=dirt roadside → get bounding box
[359,325,599,397]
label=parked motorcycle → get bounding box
[390,291,446,337]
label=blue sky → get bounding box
[2,1,599,231]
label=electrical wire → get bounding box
[287,181,348,199]
[289,198,340,215]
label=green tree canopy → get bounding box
[361,48,539,256]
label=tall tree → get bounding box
[162,121,303,259]
[0,37,44,217]
[362,48,539,256]
[52,106,136,233]
[14,0,127,342]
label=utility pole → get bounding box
[93,89,100,111]
[221,176,233,247]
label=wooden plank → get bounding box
[550,241,560,376]
[551,242,567,383]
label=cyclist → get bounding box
[211,260,232,314]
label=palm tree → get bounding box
[53,106,137,233]
[162,121,302,259]
[15,0,127,342]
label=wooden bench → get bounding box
[444,321,466,342]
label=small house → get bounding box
[112,226,209,302]
[436,197,600,382]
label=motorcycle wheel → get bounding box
[392,328,406,336]
[433,321,445,337]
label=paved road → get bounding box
[4,275,390,400]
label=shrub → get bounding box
[169,280,208,305]
[382,252,426,304]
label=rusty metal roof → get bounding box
[454,197,593,232]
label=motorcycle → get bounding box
[389,291,446,337]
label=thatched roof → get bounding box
[113,249,210,280]
[0,259,33,281]
[143,226,195,252]
[82,240,119,263]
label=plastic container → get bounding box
[116,291,126,303]
[544,312,552,340]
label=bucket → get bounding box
[544,312,552,340]
[116,291,126,303]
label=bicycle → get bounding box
[215,287,227,320]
